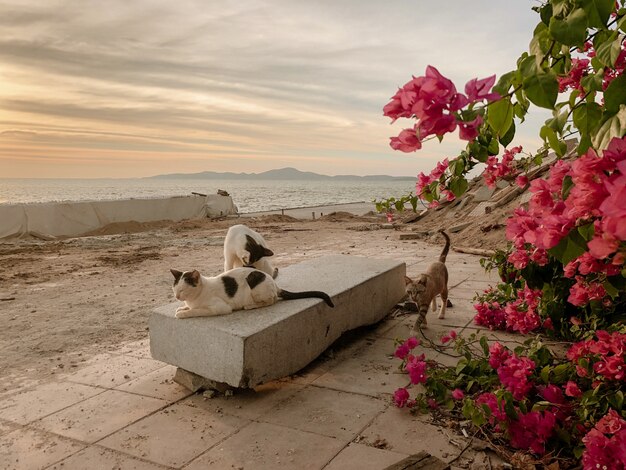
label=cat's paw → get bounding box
[175,306,190,318]
[272,268,279,279]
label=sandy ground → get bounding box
[2,211,448,393]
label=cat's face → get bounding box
[404,275,427,303]
[171,269,200,301]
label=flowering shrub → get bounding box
[384,0,626,467]
[393,332,626,466]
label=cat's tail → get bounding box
[278,289,335,307]
[438,230,451,263]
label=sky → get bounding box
[0,1,545,178]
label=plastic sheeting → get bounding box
[0,194,238,239]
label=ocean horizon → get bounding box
[0,177,416,214]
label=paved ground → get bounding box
[0,243,512,470]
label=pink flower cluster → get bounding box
[509,410,557,455]
[567,330,626,382]
[393,337,426,408]
[582,410,626,470]
[558,40,626,94]
[557,58,590,95]
[415,158,449,197]
[495,354,536,400]
[384,67,499,152]
[474,286,542,334]
[505,137,626,307]
[483,146,523,188]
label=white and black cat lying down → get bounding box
[171,267,334,318]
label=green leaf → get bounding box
[539,3,553,25]
[596,34,622,68]
[578,222,595,242]
[487,98,514,137]
[523,71,559,109]
[499,120,516,147]
[562,175,574,200]
[540,125,567,156]
[573,102,602,138]
[479,336,490,357]
[592,105,626,151]
[493,71,516,96]
[549,8,588,47]
[449,177,469,198]
[487,137,499,156]
[530,23,552,65]
[583,0,615,28]
[604,75,626,113]
[604,279,620,298]
[548,231,587,265]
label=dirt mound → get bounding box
[250,214,299,223]
[319,211,366,222]
[396,140,579,251]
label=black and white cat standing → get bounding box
[223,224,278,278]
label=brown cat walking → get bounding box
[404,230,451,331]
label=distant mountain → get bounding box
[147,167,414,181]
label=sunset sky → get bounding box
[0,1,545,179]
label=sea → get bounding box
[0,178,416,214]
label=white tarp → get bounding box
[0,194,238,239]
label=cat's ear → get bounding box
[190,270,201,284]
[417,277,428,286]
[404,276,413,286]
[262,247,274,257]
[170,269,183,283]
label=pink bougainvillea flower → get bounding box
[405,356,428,384]
[497,354,535,400]
[406,337,420,349]
[564,381,582,398]
[393,387,410,408]
[508,410,557,455]
[515,174,529,188]
[464,75,500,103]
[458,115,483,141]
[488,342,510,369]
[451,389,464,400]
[390,127,422,152]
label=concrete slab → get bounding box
[262,386,386,440]
[0,427,85,470]
[324,443,408,470]
[99,402,247,468]
[183,421,346,470]
[150,255,406,388]
[114,365,193,402]
[0,381,103,425]
[49,446,167,470]
[33,390,166,443]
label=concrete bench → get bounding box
[149,255,406,388]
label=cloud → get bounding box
[0,0,543,178]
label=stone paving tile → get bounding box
[0,382,103,425]
[48,445,170,470]
[33,390,166,443]
[182,380,303,421]
[63,354,165,388]
[358,406,465,461]
[323,442,408,470]
[183,421,345,470]
[312,338,408,398]
[261,386,387,440]
[114,365,193,402]
[0,427,85,470]
[99,402,248,468]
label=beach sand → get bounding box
[0,201,501,394]
[0,206,390,391]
